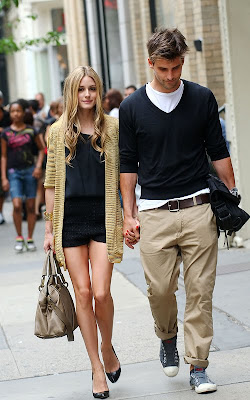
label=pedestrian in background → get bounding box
[104,89,123,118]
[0,91,11,224]
[1,101,44,251]
[28,99,48,220]
[119,28,237,394]
[35,92,50,121]
[43,66,123,399]
[124,85,137,98]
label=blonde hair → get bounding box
[63,66,106,164]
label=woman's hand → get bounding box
[2,178,9,192]
[44,232,54,252]
[32,167,42,179]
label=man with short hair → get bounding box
[124,85,137,98]
[35,92,49,120]
[119,28,237,394]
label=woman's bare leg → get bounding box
[64,245,108,393]
[12,198,23,236]
[26,198,36,238]
[89,240,120,374]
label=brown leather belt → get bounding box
[159,194,210,212]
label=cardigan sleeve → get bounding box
[44,126,56,188]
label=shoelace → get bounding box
[191,368,212,384]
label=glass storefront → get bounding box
[103,0,124,90]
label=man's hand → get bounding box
[123,216,140,249]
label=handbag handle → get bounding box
[39,250,68,290]
[39,251,52,290]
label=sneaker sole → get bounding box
[191,383,217,394]
[15,248,24,253]
[163,366,179,377]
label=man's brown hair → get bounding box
[147,28,189,63]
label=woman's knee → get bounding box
[76,286,92,309]
[13,203,22,213]
[26,201,35,214]
[93,289,111,305]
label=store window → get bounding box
[103,0,123,90]
[51,8,66,33]
[55,45,69,93]
[150,0,175,30]
[51,8,68,95]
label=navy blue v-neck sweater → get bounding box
[119,80,229,200]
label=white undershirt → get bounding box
[138,81,209,212]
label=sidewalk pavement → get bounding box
[0,200,250,399]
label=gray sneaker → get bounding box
[160,336,179,377]
[14,237,25,253]
[26,239,37,251]
[190,366,217,394]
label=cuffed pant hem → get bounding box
[184,355,209,368]
[154,324,178,341]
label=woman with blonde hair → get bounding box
[43,66,123,399]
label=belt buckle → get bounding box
[168,200,180,212]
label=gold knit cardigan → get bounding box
[44,115,123,270]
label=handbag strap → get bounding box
[39,251,52,290]
[48,298,74,341]
[51,251,68,286]
[42,251,51,277]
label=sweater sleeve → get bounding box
[204,91,230,161]
[119,103,138,173]
[44,126,56,188]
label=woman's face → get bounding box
[78,75,97,111]
[10,103,25,124]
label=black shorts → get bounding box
[62,196,106,248]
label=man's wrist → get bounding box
[229,187,240,198]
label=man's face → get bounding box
[35,94,44,109]
[148,57,184,93]
[124,87,136,98]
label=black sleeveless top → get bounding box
[65,133,105,198]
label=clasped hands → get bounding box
[123,216,140,249]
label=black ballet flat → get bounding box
[105,346,121,383]
[92,373,109,399]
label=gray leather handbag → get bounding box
[34,250,78,341]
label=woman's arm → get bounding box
[43,187,55,252]
[33,134,45,179]
[1,138,10,192]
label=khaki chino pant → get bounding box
[138,203,218,368]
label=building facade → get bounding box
[5,0,69,103]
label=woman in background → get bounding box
[1,100,44,251]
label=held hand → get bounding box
[123,217,140,249]
[2,178,9,192]
[44,232,54,252]
[32,167,42,179]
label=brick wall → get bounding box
[129,0,225,106]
